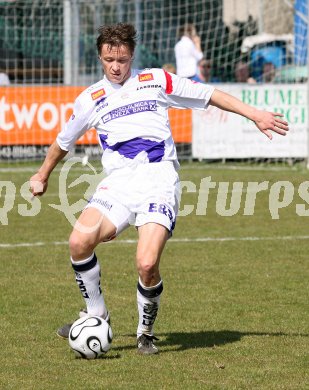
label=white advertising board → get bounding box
[192,84,307,159]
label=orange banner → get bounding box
[0,86,192,145]
[169,108,192,143]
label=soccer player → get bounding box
[30,23,289,355]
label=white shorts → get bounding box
[85,161,181,236]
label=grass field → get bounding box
[0,161,308,390]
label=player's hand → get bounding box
[30,172,48,196]
[192,35,201,46]
[254,110,289,140]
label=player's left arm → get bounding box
[209,89,289,140]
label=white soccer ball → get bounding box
[68,316,113,359]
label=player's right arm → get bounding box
[209,89,289,139]
[30,141,68,196]
[30,95,91,196]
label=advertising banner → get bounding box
[0,86,86,145]
[0,86,191,149]
[192,84,307,159]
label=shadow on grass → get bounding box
[113,330,307,352]
[73,353,122,360]
[97,353,122,360]
[159,330,283,350]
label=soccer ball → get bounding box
[68,316,113,359]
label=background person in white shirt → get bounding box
[0,72,10,85]
[174,23,203,79]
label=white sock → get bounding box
[71,253,108,318]
[136,278,163,337]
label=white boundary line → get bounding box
[0,164,302,173]
[4,187,252,199]
[0,166,99,173]
[179,164,300,172]
[1,235,309,248]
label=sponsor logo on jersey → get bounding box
[95,97,108,112]
[148,202,174,220]
[148,202,176,230]
[95,97,107,106]
[102,100,157,123]
[87,84,104,92]
[136,84,161,91]
[91,88,106,100]
[138,73,154,82]
[89,197,113,210]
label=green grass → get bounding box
[0,161,308,389]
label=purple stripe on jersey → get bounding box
[99,134,165,162]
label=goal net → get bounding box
[0,0,307,163]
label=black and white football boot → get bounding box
[137,334,159,355]
[56,308,110,339]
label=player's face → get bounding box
[100,44,133,85]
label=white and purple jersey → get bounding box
[57,68,214,174]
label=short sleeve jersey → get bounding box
[57,68,214,174]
